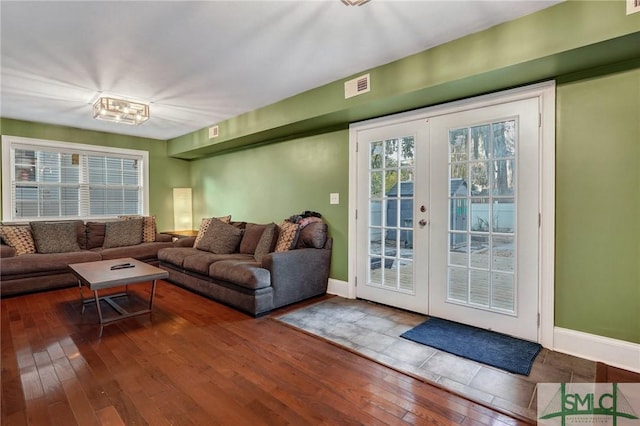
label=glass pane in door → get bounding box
[447,119,517,314]
[368,136,415,294]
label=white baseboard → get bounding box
[327,278,350,298]
[553,327,640,374]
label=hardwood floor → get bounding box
[596,362,640,383]
[1,281,531,425]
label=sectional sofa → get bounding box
[0,218,174,297]
[157,217,332,316]
[0,216,332,317]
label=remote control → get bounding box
[110,263,135,270]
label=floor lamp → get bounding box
[173,188,193,231]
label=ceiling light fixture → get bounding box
[341,0,370,5]
[92,96,150,125]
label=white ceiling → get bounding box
[1,0,561,140]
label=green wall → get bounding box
[555,66,640,343]
[189,130,349,280]
[0,118,191,231]
[186,63,640,343]
[167,0,640,159]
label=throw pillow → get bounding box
[254,223,278,262]
[275,221,300,252]
[118,215,157,242]
[103,219,143,248]
[195,218,243,254]
[30,221,81,254]
[0,225,36,256]
[85,222,106,249]
[296,222,328,249]
[193,215,231,248]
[239,223,267,254]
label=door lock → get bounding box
[420,205,426,213]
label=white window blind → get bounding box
[2,136,149,222]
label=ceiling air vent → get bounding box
[208,125,219,139]
[344,74,370,99]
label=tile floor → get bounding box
[277,296,596,421]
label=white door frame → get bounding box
[348,81,555,348]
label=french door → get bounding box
[428,97,540,342]
[355,119,429,313]
[354,91,544,342]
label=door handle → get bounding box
[418,219,427,227]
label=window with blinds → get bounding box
[2,136,149,222]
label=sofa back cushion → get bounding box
[254,223,278,262]
[74,221,88,249]
[239,223,267,254]
[30,221,82,253]
[85,222,106,249]
[195,218,243,254]
[296,222,328,249]
[0,225,36,256]
[103,219,143,248]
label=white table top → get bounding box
[69,257,168,290]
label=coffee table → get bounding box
[69,257,168,325]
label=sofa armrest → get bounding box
[155,233,173,243]
[173,236,197,247]
[261,248,331,307]
[1,243,16,259]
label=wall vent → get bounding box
[208,125,219,139]
[344,74,370,99]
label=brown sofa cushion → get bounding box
[73,221,88,249]
[195,219,243,254]
[103,219,143,248]
[0,251,102,276]
[184,252,253,275]
[239,223,267,254]
[30,221,81,254]
[85,222,106,249]
[253,223,278,262]
[155,233,173,243]
[208,260,271,290]
[0,243,16,258]
[158,247,201,268]
[296,222,328,249]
